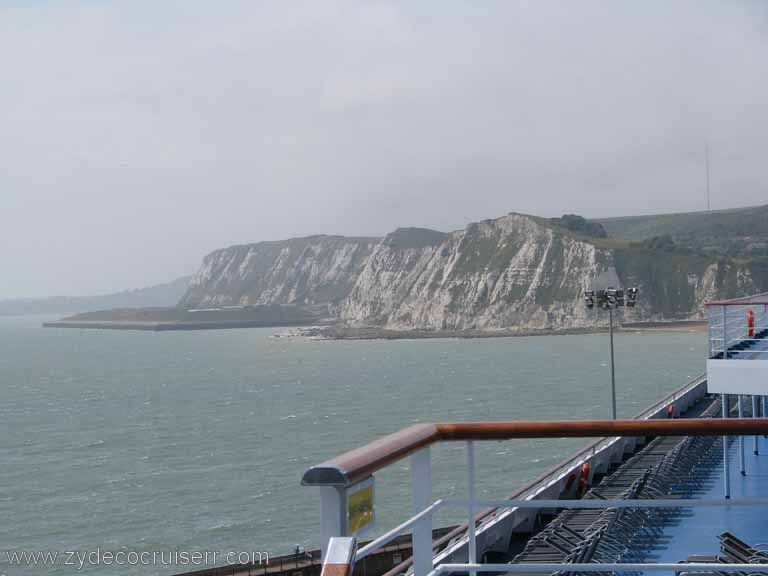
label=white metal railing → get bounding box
[355,495,768,563]
[317,422,768,576]
[333,482,768,576]
[305,376,768,576]
[707,293,768,358]
[325,534,767,575]
[355,500,444,561]
[353,453,768,574]
[307,380,713,570]
[429,375,708,568]
[428,562,765,574]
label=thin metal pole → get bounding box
[753,396,759,456]
[410,448,432,576]
[764,396,768,438]
[722,306,728,358]
[706,141,711,211]
[467,441,476,575]
[738,396,746,476]
[722,394,731,499]
[609,307,616,420]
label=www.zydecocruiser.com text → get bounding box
[6,548,270,570]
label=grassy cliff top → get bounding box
[383,227,450,249]
[596,204,768,241]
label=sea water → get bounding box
[0,316,706,575]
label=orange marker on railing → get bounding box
[578,462,591,495]
[747,309,755,338]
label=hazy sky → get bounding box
[2,1,767,298]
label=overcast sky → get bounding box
[2,1,767,298]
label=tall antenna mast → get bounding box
[705,142,711,211]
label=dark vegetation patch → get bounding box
[549,214,608,239]
[383,228,449,250]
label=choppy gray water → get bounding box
[0,316,706,575]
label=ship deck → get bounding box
[728,334,768,358]
[649,434,768,572]
[499,393,768,576]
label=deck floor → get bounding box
[648,434,768,571]
[727,332,768,359]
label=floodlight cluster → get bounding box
[584,287,638,309]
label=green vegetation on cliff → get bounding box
[597,204,768,258]
[383,227,448,250]
[545,211,768,319]
[549,214,607,238]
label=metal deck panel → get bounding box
[644,435,768,574]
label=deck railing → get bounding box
[706,293,768,358]
[303,418,768,576]
[373,374,708,576]
[325,532,768,575]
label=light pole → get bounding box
[584,287,639,419]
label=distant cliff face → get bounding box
[339,215,612,330]
[0,276,193,317]
[180,236,379,308]
[181,215,767,331]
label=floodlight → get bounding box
[583,285,639,420]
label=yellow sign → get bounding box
[347,477,375,535]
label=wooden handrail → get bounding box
[302,418,768,487]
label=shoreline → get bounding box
[42,319,321,331]
[41,304,333,331]
[278,320,707,341]
[42,308,707,338]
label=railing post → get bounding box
[753,395,759,456]
[722,394,731,499]
[467,441,477,575]
[738,395,746,476]
[320,537,356,576]
[320,487,346,560]
[763,397,768,437]
[609,307,617,420]
[410,447,433,576]
[722,306,728,358]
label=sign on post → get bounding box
[346,477,375,535]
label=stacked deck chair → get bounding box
[507,397,730,576]
[678,532,768,576]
